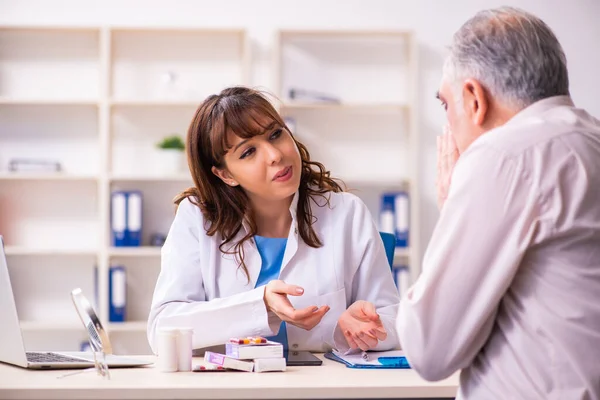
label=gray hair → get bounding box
[444,7,570,110]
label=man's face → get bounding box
[436,78,478,154]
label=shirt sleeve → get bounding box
[333,195,401,351]
[146,198,279,354]
[396,144,540,381]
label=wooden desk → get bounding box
[0,355,459,399]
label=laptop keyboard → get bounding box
[26,352,89,363]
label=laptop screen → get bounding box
[0,236,30,367]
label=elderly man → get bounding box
[396,6,600,400]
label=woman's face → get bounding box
[212,119,302,206]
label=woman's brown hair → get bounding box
[174,86,344,279]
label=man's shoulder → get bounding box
[470,103,599,161]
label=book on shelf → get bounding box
[288,88,340,104]
[8,158,62,173]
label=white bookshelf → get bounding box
[1,26,419,355]
[275,30,420,281]
[0,26,249,355]
[108,246,161,257]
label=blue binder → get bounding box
[324,350,410,369]
[380,192,410,248]
[126,191,142,246]
[111,190,143,247]
[111,191,127,247]
[108,265,126,322]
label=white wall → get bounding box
[2,0,599,256]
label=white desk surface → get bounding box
[0,355,459,399]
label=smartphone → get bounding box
[284,350,323,366]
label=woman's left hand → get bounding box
[338,300,387,350]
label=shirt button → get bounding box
[294,227,298,234]
[292,343,298,349]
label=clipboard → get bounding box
[324,349,410,369]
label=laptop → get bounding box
[0,236,152,369]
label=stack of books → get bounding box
[204,337,286,373]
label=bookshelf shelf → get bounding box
[0,173,98,181]
[108,174,192,183]
[0,98,98,105]
[19,321,83,332]
[4,247,97,256]
[281,102,408,113]
[109,100,201,107]
[108,247,161,257]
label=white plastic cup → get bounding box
[176,328,194,372]
[156,327,179,372]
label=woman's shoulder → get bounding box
[328,190,364,205]
[311,190,368,216]
[177,196,201,214]
[174,196,216,240]
[175,196,206,225]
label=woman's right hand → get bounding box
[263,280,329,330]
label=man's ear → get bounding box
[462,79,489,126]
[211,166,238,187]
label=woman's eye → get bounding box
[240,147,255,159]
[270,129,282,140]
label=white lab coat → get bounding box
[147,190,400,354]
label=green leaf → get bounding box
[156,135,185,151]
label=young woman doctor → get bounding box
[147,86,400,354]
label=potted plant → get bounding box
[155,134,185,175]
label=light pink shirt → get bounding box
[397,96,600,399]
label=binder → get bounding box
[111,191,127,247]
[108,265,126,322]
[126,191,142,247]
[379,196,395,235]
[324,349,410,369]
[380,192,410,248]
[80,340,92,352]
[394,192,409,247]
